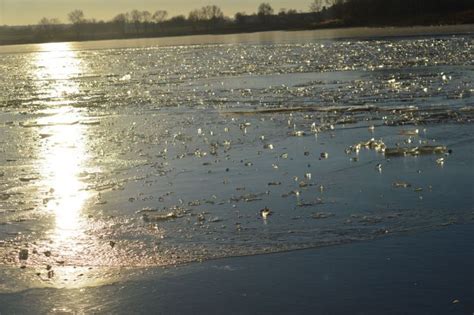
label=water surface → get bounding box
[0,27,473,290]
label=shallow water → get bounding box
[2,224,473,314]
[0,28,473,290]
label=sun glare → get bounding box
[34,42,92,251]
[38,113,89,239]
[35,43,81,102]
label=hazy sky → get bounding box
[1,0,312,25]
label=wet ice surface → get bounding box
[0,33,473,289]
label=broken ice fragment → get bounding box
[142,212,179,222]
[260,207,271,219]
[347,138,386,154]
[376,163,382,172]
[120,74,131,81]
[312,212,334,219]
[290,130,306,137]
[399,129,419,136]
[393,181,411,188]
[384,145,448,157]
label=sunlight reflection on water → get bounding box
[34,42,81,102]
[33,43,96,283]
[38,109,89,241]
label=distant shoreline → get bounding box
[2,0,472,47]
[0,24,474,52]
[0,24,473,53]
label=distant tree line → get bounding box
[0,0,472,45]
[324,0,474,25]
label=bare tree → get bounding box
[37,17,61,37]
[188,5,224,22]
[141,10,152,33]
[38,17,61,26]
[68,9,85,24]
[112,13,129,24]
[310,0,333,12]
[152,10,168,23]
[203,5,224,21]
[130,10,143,23]
[68,10,85,39]
[188,9,201,22]
[112,13,129,34]
[130,10,143,33]
[142,11,152,23]
[258,3,274,16]
[234,12,246,24]
[168,15,186,24]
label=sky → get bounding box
[1,0,312,25]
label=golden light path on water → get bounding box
[35,42,87,240]
[32,43,101,287]
[35,43,82,104]
[38,108,89,240]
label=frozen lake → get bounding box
[0,26,473,290]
